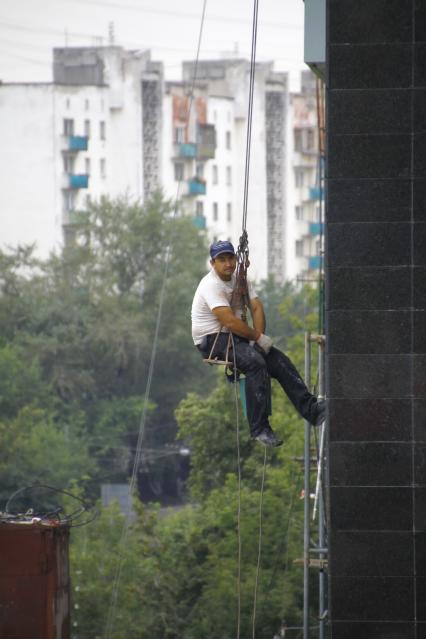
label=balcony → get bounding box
[192,215,206,230]
[175,142,197,158]
[197,123,216,160]
[309,186,322,200]
[309,255,323,270]
[63,174,89,189]
[62,135,89,152]
[309,222,324,235]
[187,178,206,196]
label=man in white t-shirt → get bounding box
[191,240,325,447]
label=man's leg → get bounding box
[265,346,324,424]
[199,334,281,443]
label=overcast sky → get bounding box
[0,0,306,90]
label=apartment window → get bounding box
[212,165,218,185]
[63,191,75,213]
[100,158,106,178]
[307,129,315,150]
[226,131,231,150]
[196,163,204,179]
[227,111,231,122]
[294,129,303,152]
[101,98,105,111]
[213,202,219,221]
[295,205,303,220]
[213,110,217,122]
[84,119,91,137]
[63,118,74,136]
[100,121,106,140]
[175,127,185,143]
[226,166,232,186]
[227,203,232,222]
[295,240,304,257]
[66,98,70,110]
[174,162,184,181]
[85,158,91,175]
[85,99,90,111]
[63,154,74,173]
[295,169,304,188]
[196,201,204,216]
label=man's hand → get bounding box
[256,333,273,354]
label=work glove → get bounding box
[256,333,273,354]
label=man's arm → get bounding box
[249,296,266,334]
[212,306,261,341]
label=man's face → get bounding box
[211,253,237,281]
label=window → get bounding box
[63,154,74,173]
[63,118,74,136]
[101,98,105,111]
[226,166,232,186]
[213,110,217,122]
[66,98,70,110]
[295,169,304,188]
[84,119,91,137]
[196,163,204,179]
[307,129,315,150]
[63,191,75,213]
[295,205,303,220]
[85,158,91,175]
[226,131,231,150]
[196,201,204,215]
[294,129,303,152]
[85,99,89,111]
[212,165,218,185]
[100,121,106,140]
[227,203,232,222]
[100,158,106,178]
[213,202,218,221]
[295,240,304,257]
[175,127,185,143]
[174,162,184,181]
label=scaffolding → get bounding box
[301,332,327,639]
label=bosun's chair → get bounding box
[203,331,272,419]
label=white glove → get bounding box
[256,333,273,354]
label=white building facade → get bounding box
[0,47,321,285]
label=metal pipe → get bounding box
[317,338,326,639]
[303,332,311,639]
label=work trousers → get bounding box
[197,333,318,436]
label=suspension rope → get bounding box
[230,333,242,639]
[103,3,208,637]
[252,446,267,639]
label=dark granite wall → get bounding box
[326,1,426,638]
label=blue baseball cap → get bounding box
[210,240,236,259]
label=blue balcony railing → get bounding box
[69,174,89,189]
[309,255,322,270]
[192,215,206,230]
[188,178,206,195]
[309,186,322,200]
[68,136,89,151]
[178,143,197,158]
[309,222,324,235]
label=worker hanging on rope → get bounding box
[191,239,326,447]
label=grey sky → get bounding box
[0,0,305,89]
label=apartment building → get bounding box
[0,46,162,256]
[286,70,324,282]
[0,46,320,284]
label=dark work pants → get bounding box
[197,333,319,436]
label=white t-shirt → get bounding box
[191,269,257,344]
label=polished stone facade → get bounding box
[326,1,426,637]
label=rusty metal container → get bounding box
[0,521,70,639]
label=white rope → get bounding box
[252,446,267,639]
[103,3,208,636]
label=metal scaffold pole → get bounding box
[303,332,311,639]
[317,336,326,639]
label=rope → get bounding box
[242,0,260,233]
[103,3,208,637]
[230,333,242,639]
[252,446,267,639]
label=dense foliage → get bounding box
[0,194,321,638]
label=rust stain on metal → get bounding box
[0,522,70,639]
